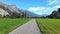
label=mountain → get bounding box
[7,5,20,13]
[24,10,42,17]
[41,14,49,17]
[0,2,48,18]
[24,10,49,17]
[0,2,21,13]
[0,2,23,18]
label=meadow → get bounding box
[36,18,60,34]
[0,18,30,34]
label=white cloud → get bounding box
[48,0,60,5]
[54,5,60,8]
[48,0,56,5]
[28,7,45,11]
[27,5,60,15]
[27,7,56,15]
[27,0,60,15]
[35,7,54,15]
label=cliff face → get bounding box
[8,5,20,13]
[0,2,9,16]
[0,8,9,16]
[0,2,22,17]
[0,2,21,13]
[0,2,41,18]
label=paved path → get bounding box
[8,19,42,34]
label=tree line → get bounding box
[0,5,27,18]
[47,8,60,18]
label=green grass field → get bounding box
[0,18,30,34]
[36,18,60,34]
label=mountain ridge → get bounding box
[0,2,48,17]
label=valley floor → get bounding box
[0,18,30,34]
[0,18,60,34]
[36,18,60,34]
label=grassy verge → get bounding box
[36,18,60,34]
[0,18,30,34]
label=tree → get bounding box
[10,12,20,18]
[47,10,57,18]
[57,8,60,18]
[4,14,10,18]
[21,12,26,18]
[0,14,2,18]
[51,10,57,18]
[57,8,60,12]
[47,8,60,18]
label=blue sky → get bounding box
[0,0,60,15]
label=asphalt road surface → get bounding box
[8,19,42,34]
